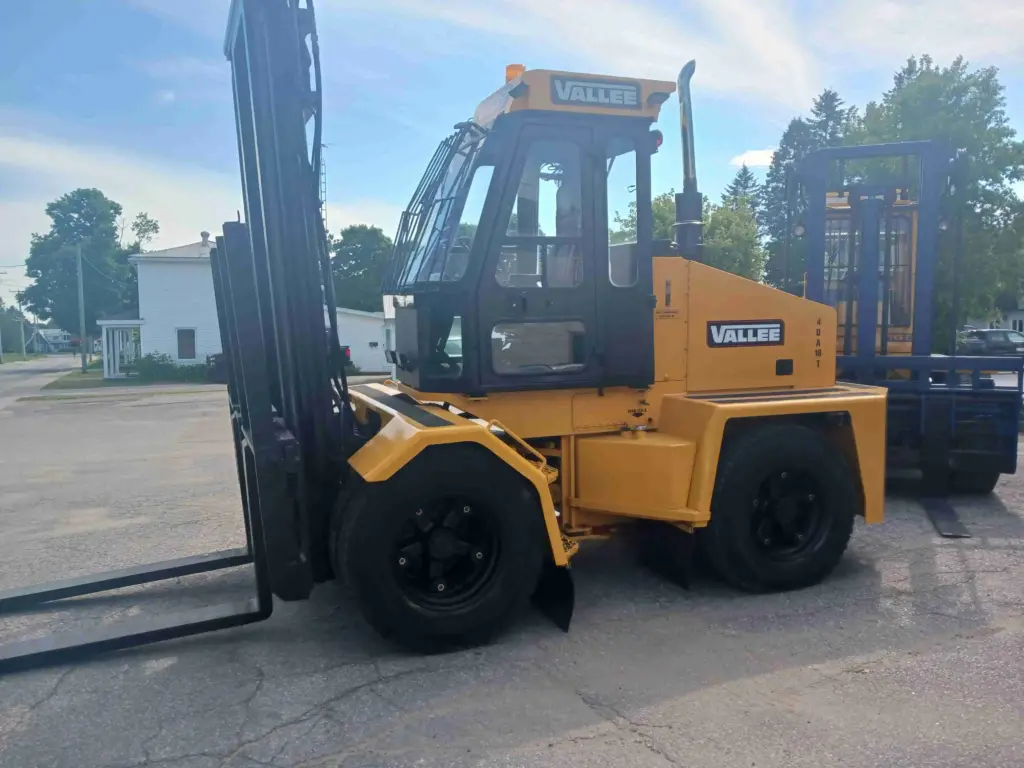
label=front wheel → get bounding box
[332,446,546,652]
[699,423,857,593]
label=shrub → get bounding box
[136,353,208,383]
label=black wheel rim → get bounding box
[750,469,827,561]
[391,498,500,611]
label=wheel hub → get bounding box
[752,470,825,560]
[428,528,462,560]
[392,499,498,610]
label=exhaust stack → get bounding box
[673,60,703,261]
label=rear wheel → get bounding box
[700,423,857,593]
[332,445,546,652]
[950,469,1001,495]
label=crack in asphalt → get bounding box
[213,664,428,767]
[573,689,679,766]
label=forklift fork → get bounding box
[0,227,305,675]
[0,0,331,674]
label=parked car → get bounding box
[958,328,1024,356]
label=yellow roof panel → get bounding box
[474,69,676,128]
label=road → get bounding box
[0,387,1022,767]
[0,356,75,407]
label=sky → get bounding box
[1,0,1023,308]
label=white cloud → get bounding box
[0,127,400,305]
[122,0,1024,116]
[155,90,176,106]
[813,0,1024,73]
[333,0,820,109]
[730,149,775,168]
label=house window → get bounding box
[177,329,196,360]
[1013,319,1024,333]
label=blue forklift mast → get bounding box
[792,141,1023,498]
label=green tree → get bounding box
[852,55,1024,348]
[704,199,766,280]
[759,90,860,291]
[611,191,765,280]
[722,164,761,212]
[611,191,677,243]
[130,212,160,248]
[0,300,27,355]
[331,224,394,311]
[18,189,138,336]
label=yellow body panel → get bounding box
[574,432,697,522]
[683,260,837,392]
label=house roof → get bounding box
[326,306,385,320]
[129,237,213,264]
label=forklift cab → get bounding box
[383,69,675,396]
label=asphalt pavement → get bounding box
[0,355,76,406]
[0,378,1023,767]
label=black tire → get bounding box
[699,422,857,593]
[950,469,1001,495]
[332,444,546,652]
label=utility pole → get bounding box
[76,242,87,373]
[0,270,7,364]
[16,298,26,358]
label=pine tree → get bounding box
[759,89,860,291]
[721,164,761,212]
[758,118,815,290]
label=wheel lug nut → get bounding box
[416,509,423,516]
[435,581,446,592]
[398,557,407,566]
[474,551,484,560]
[463,505,471,514]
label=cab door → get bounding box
[475,123,601,392]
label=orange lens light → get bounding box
[505,64,526,82]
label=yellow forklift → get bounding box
[0,0,888,671]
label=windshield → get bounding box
[384,124,488,292]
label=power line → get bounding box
[81,253,130,288]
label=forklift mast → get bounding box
[796,140,950,360]
[0,0,342,673]
[791,141,1023,494]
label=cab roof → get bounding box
[473,68,676,129]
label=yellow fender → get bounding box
[346,384,571,566]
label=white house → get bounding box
[98,232,220,378]
[100,231,390,378]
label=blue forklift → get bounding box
[789,141,1022,504]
